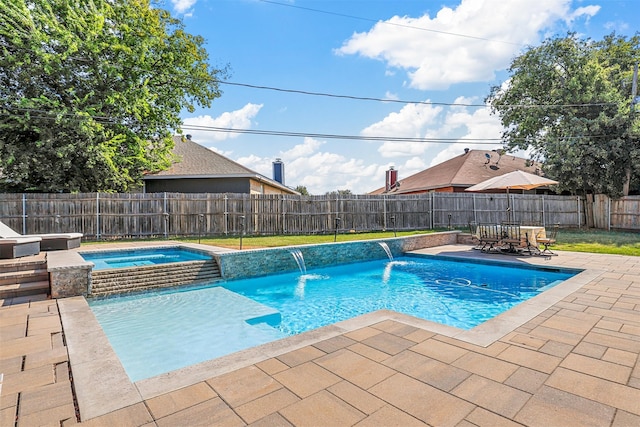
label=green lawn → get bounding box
[178,229,436,250]
[84,227,640,256]
[553,228,640,256]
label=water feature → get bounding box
[378,242,394,261]
[290,248,307,274]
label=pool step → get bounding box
[0,255,50,301]
[89,259,222,297]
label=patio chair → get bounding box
[0,221,82,251]
[0,237,41,259]
[478,224,500,253]
[499,223,522,254]
[537,224,559,256]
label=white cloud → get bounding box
[360,102,443,158]
[384,91,399,101]
[358,94,504,185]
[604,20,629,32]
[337,0,599,90]
[182,103,263,144]
[235,138,385,194]
[171,0,197,14]
[566,6,600,24]
[207,146,233,157]
[362,102,443,137]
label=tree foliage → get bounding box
[0,0,227,192]
[325,189,353,197]
[487,33,640,197]
[294,185,309,195]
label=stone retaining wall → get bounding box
[49,231,461,296]
[217,231,459,281]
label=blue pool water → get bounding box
[89,255,577,381]
[80,247,211,269]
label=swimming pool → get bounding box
[80,247,212,270]
[89,254,578,381]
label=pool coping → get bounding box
[59,249,599,421]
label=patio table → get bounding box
[519,226,546,248]
[476,225,546,251]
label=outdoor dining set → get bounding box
[469,221,559,256]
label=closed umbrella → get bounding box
[465,170,558,222]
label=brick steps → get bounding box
[0,256,50,300]
[89,259,222,297]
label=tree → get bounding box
[0,0,227,192]
[294,185,309,195]
[325,189,353,197]
[487,33,640,197]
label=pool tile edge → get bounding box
[59,297,143,421]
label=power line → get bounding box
[179,123,612,144]
[0,108,619,143]
[180,124,502,143]
[0,45,620,109]
[218,80,617,109]
[258,0,522,47]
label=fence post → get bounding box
[281,195,286,235]
[430,192,434,229]
[223,194,228,235]
[383,195,387,230]
[21,193,27,234]
[577,196,581,228]
[608,196,611,231]
[472,193,477,225]
[96,193,100,240]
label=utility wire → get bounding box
[0,108,618,143]
[180,123,503,143]
[0,44,620,109]
[258,0,523,47]
[218,81,616,109]
[179,123,612,143]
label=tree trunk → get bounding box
[622,167,631,196]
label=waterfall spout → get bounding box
[378,242,393,261]
[290,249,307,274]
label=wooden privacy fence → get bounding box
[0,192,637,240]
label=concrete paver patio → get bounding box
[1,244,639,426]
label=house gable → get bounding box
[369,149,542,195]
[143,136,297,195]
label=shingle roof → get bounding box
[145,136,296,193]
[369,149,542,194]
[146,136,257,178]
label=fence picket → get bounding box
[0,192,637,239]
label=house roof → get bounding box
[369,149,542,195]
[144,136,296,194]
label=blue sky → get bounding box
[168,0,636,194]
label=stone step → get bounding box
[91,266,219,287]
[91,270,220,291]
[0,280,50,299]
[0,268,49,286]
[89,260,222,297]
[91,261,219,280]
[91,267,220,288]
[90,276,223,297]
[90,259,218,274]
[0,255,49,300]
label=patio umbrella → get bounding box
[465,170,559,222]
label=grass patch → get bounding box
[554,228,640,256]
[177,230,436,250]
[80,227,639,256]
